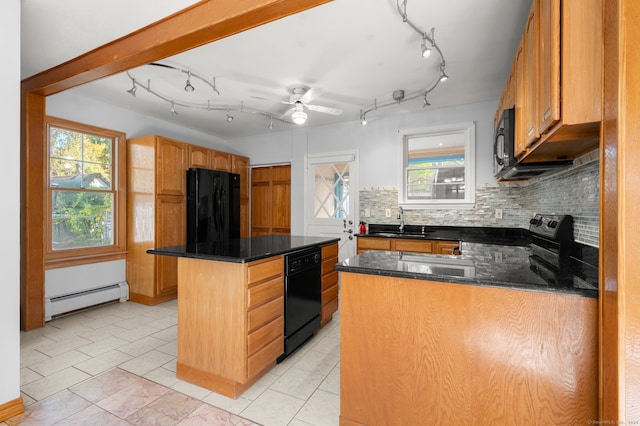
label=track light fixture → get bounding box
[360,1,448,122]
[126,63,292,126]
[126,77,137,96]
[291,101,308,125]
[360,110,368,126]
[268,117,274,130]
[184,71,195,92]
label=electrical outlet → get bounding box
[495,252,503,263]
[385,208,391,218]
[365,208,371,218]
[495,208,503,219]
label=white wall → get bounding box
[1,0,22,409]
[231,100,498,233]
[47,91,234,152]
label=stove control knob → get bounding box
[548,220,558,228]
[529,218,537,224]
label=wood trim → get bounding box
[601,0,640,418]
[20,0,332,330]
[0,397,24,422]
[45,251,127,269]
[128,291,176,306]
[21,92,46,331]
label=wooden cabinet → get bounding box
[187,144,212,169]
[356,236,459,255]
[321,242,339,326]
[340,272,598,424]
[251,165,291,236]
[176,255,284,399]
[232,155,250,238]
[127,135,250,303]
[500,0,602,164]
[127,135,186,305]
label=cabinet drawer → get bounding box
[357,238,391,251]
[322,243,338,259]
[248,257,284,285]
[433,241,460,255]
[248,276,283,309]
[322,257,338,276]
[247,316,283,356]
[322,283,338,304]
[393,239,433,253]
[322,271,338,291]
[248,296,283,333]
[247,335,284,379]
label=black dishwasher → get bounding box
[278,246,322,362]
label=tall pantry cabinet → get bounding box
[126,135,250,305]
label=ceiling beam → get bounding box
[21,0,332,96]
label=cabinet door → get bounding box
[155,195,185,296]
[187,144,213,169]
[524,1,540,147]
[433,241,460,255]
[212,150,231,172]
[538,0,561,135]
[156,137,186,196]
[232,155,250,198]
[514,39,527,158]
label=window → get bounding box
[398,121,476,209]
[46,116,127,267]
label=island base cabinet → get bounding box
[339,272,597,425]
[176,255,284,399]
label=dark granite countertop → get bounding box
[148,235,339,263]
[340,224,599,298]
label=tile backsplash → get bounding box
[359,152,600,247]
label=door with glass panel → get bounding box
[305,151,358,261]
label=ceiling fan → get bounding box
[252,86,343,125]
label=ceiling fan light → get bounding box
[291,110,307,125]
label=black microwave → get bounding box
[493,107,572,179]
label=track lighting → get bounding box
[268,117,274,130]
[421,36,432,58]
[225,113,234,122]
[360,110,368,126]
[170,102,178,115]
[126,77,137,96]
[184,71,195,92]
[291,101,307,125]
[439,63,448,82]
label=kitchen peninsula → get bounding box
[338,224,598,425]
[148,235,339,399]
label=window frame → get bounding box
[45,116,127,268]
[398,121,476,209]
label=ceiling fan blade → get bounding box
[300,87,321,104]
[307,104,343,115]
[280,106,295,120]
[251,95,291,105]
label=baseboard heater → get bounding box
[44,282,129,321]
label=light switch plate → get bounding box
[495,208,503,219]
[385,208,391,217]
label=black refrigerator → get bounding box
[186,168,241,244]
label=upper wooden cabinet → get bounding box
[232,154,250,238]
[156,136,186,196]
[500,0,602,163]
[213,150,231,172]
[187,144,212,169]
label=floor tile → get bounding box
[20,348,50,367]
[117,335,167,357]
[73,350,133,376]
[70,368,143,403]
[20,367,43,387]
[151,324,178,341]
[75,336,129,358]
[5,390,91,426]
[309,335,340,355]
[118,349,175,376]
[114,324,159,342]
[240,389,305,426]
[27,349,90,377]
[146,315,178,331]
[34,336,93,357]
[97,376,169,418]
[240,372,279,401]
[20,392,36,408]
[143,366,180,388]
[113,315,157,331]
[55,404,129,426]
[21,367,92,401]
[82,314,131,330]
[269,366,325,400]
[171,380,212,400]
[318,364,340,395]
[75,324,129,341]
[202,392,253,415]
[294,389,340,426]
[293,349,340,377]
[125,390,203,425]
[178,403,259,426]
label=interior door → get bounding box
[305,151,358,261]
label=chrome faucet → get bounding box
[398,206,405,232]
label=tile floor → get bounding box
[7,299,341,426]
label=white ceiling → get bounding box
[21,0,530,140]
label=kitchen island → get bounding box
[337,234,598,425]
[148,235,339,398]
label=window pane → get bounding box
[51,190,114,250]
[50,127,82,160]
[313,162,350,219]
